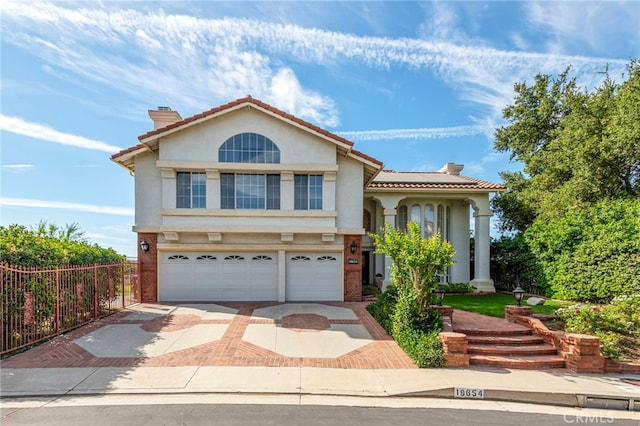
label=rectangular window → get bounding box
[176,172,206,208]
[220,173,280,209]
[294,174,323,210]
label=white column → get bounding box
[277,250,286,302]
[159,168,175,209]
[281,171,294,210]
[382,208,396,291]
[206,169,220,209]
[470,209,495,293]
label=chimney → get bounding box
[148,106,182,130]
[438,163,464,175]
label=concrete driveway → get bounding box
[1,302,416,369]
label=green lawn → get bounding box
[442,293,571,318]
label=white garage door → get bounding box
[286,253,342,301]
[160,252,277,302]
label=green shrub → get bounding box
[439,283,476,294]
[362,284,381,296]
[555,293,640,360]
[0,224,125,267]
[366,285,397,334]
[393,327,444,368]
[390,290,444,368]
[526,199,640,302]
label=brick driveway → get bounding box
[0,302,416,370]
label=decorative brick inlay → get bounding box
[0,302,416,370]
[281,314,330,332]
[505,305,533,323]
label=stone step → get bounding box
[470,354,566,369]
[454,328,532,336]
[465,334,545,345]
[467,343,559,356]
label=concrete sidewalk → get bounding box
[2,365,640,412]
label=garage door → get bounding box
[286,253,342,301]
[160,252,277,302]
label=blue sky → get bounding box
[1,1,638,257]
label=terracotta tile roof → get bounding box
[111,97,382,168]
[110,143,147,160]
[368,171,505,191]
[137,96,355,147]
[349,148,383,167]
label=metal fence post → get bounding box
[55,268,60,335]
[121,262,126,308]
[94,264,99,319]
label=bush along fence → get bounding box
[0,261,139,355]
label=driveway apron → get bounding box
[0,303,416,370]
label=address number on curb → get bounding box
[454,387,485,399]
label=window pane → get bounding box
[309,175,322,210]
[219,133,281,164]
[294,175,308,210]
[220,173,235,209]
[266,174,280,210]
[437,204,445,238]
[398,206,408,231]
[176,172,191,208]
[192,173,206,208]
[236,174,265,209]
[410,204,420,224]
[424,204,434,238]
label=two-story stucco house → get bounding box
[111,97,504,303]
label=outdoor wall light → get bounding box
[434,288,446,306]
[350,241,358,254]
[139,240,150,253]
[513,285,525,306]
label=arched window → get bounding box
[397,206,408,231]
[437,204,445,238]
[424,204,434,238]
[218,133,280,163]
[363,209,372,232]
[410,204,421,225]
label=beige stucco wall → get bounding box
[335,155,364,231]
[134,106,366,241]
[158,108,336,164]
[134,151,162,227]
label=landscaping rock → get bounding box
[526,297,546,306]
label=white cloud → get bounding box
[524,2,640,57]
[0,197,134,216]
[1,164,34,170]
[0,2,627,129]
[339,125,490,142]
[0,114,123,153]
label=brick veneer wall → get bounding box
[137,233,158,302]
[344,235,362,302]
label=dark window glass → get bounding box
[221,173,235,209]
[221,173,280,210]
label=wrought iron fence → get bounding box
[0,261,139,355]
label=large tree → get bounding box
[493,60,640,232]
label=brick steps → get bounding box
[468,344,558,356]
[469,354,566,369]
[454,328,532,336]
[454,324,566,370]
[465,334,545,345]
